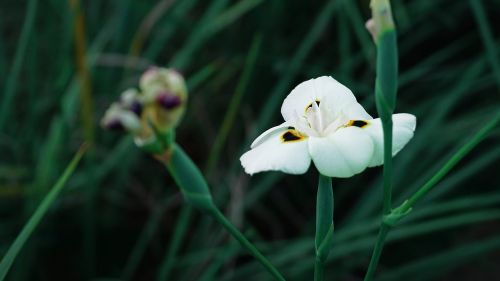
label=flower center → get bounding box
[291,99,348,137]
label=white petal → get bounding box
[281,76,360,122]
[363,113,417,167]
[250,122,291,148]
[308,127,374,178]
[241,128,311,175]
[342,101,373,120]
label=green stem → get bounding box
[314,258,324,281]
[0,145,87,281]
[157,206,193,281]
[363,223,390,281]
[363,112,500,281]
[382,119,393,215]
[399,111,500,213]
[314,175,334,281]
[209,207,286,281]
[363,111,393,281]
[0,0,38,129]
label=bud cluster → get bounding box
[101,67,188,152]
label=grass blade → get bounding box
[0,0,38,130]
[0,145,88,281]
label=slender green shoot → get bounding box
[314,175,334,281]
[0,0,38,130]
[364,111,500,281]
[209,208,286,281]
[70,0,95,143]
[156,206,193,281]
[364,0,398,279]
[206,35,262,174]
[398,111,500,212]
[0,145,88,281]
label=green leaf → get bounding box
[0,145,87,281]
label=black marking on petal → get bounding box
[281,130,304,143]
[305,100,321,111]
[287,126,295,130]
[348,120,368,128]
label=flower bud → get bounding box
[101,104,141,133]
[120,88,143,116]
[139,67,187,132]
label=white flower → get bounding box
[240,76,416,178]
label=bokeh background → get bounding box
[1,0,500,280]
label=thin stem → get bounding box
[363,107,393,281]
[209,207,286,281]
[0,0,38,129]
[382,119,393,215]
[70,0,95,143]
[363,224,390,281]
[363,112,500,281]
[314,175,334,281]
[314,258,324,281]
[399,111,500,213]
[0,145,87,281]
[157,206,193,281]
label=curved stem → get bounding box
[209,207,286,281]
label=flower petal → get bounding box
[281,76,367,122]
[362,113,417,167]
[241,127,311,175]
[250,122,291,148]
[308,127,374,178]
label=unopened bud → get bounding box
[156,91,182,109]
[101,104,142,133]
[120,88,143,116]
[139,67,187,132]
[365,18,377,41]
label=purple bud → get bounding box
[129,101,143,116]
[104,119,124,131]
[156,91,182,109]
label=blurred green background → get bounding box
[1,0,500,280]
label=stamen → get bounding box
[305,100,321,111]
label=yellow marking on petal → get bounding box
[346,120,369,128]
[281,130,306,143]
[305,100,321,112]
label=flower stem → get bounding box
[363,112,500,281]
[314,175,334,281]
[314,258,324,281]
[363,111,393,281]
[209,207,286,281]
[382,119,393,215]
[398,111,500,213]
[365,0,397,278]
[363,222,390,281]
